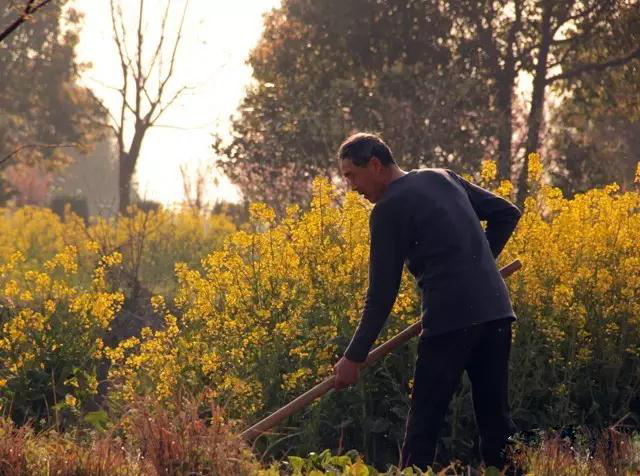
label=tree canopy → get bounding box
[214,0,497,210]
[0,2,104,203]
[548,4,640,195]
[215,0,640,210]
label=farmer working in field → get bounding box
[333,132,522,470]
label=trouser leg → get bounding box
[466,318,518,469]
[400,328,473,470]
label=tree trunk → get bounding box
[118,152,135,214]
[118,124,146,214]
[495,71,515,181]
[516,5,553,207]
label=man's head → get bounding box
[338,132,400,203]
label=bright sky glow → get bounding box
[73,0,280,207]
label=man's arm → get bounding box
[343,202,408,363]
[448,171,522,258]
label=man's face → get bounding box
[340,157,385,203]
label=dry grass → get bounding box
[124,393,259,475]
[27,434,139,476]
[0,417,141,476]
[1,400,638,476]
[0,392,258,476]
[0,417,29,476]
[508,427,640,476]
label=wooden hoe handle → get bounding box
[241,258,523,441]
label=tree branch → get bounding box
[145,0,189,126]
[140,0,171,94]
[0,142,77,167]
[0,0,54,43]
[507,0,523,63]
[154,0,188,107]
[31,0,54,12]
[558,1,606,29]
[150,84,193,124]
[135,0,144,116]
[101,0,193,211]
[547,1,614,70]
[464,5,497,74]
[546,45,640,83]
[110,0,130,151]
[85,76,138,117]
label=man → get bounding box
[333,132,521,470]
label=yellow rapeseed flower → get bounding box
[527,152,543,184]
[44,300,56,314]
[494,180,514,199]
[480,159,497,183]
[249,202,276,224]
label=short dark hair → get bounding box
[338,132,395,167]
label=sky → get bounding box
[73,0,280,207]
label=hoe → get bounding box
[242,258,522,441]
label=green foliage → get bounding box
[83,409,110,431]
[214,0,495,211]
[105,173,640,468]
[270,449,424,475]
[1,164,639,468]
[216,0,640,212]
[548,6,640,196]
[0,206,236,427]
[0,2,105,203]
[0,246,124,427]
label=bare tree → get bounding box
[100,0,190,214]
[180,161,214,212]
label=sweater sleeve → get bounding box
[448,171,522,258]
[343,202,408,363]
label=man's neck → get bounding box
[387,165,408,185]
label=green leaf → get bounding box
[365,464,379,475]
[287,456,305,473]
[348,459,369,476]
[484,466,501,476]
[328,455,351,469]
[83,410,109,431]
[319,448,332,465]
[345,449,360,461]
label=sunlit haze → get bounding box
[73,0,281,207]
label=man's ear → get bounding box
[369,155,383,172]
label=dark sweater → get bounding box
[344,168,522,363]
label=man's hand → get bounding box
[334,356,361,389]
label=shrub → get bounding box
[0,206,235,427]
[0,247,123,426]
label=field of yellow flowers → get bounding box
[0,156,639,473]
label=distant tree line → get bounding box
[1,0,193,215]
[1,0,638,214]
[0,0,105,204]
[214,0,640,211]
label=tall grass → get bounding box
[0,392,258,476]
[1,403,638,475]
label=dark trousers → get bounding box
[400,317,517,470]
